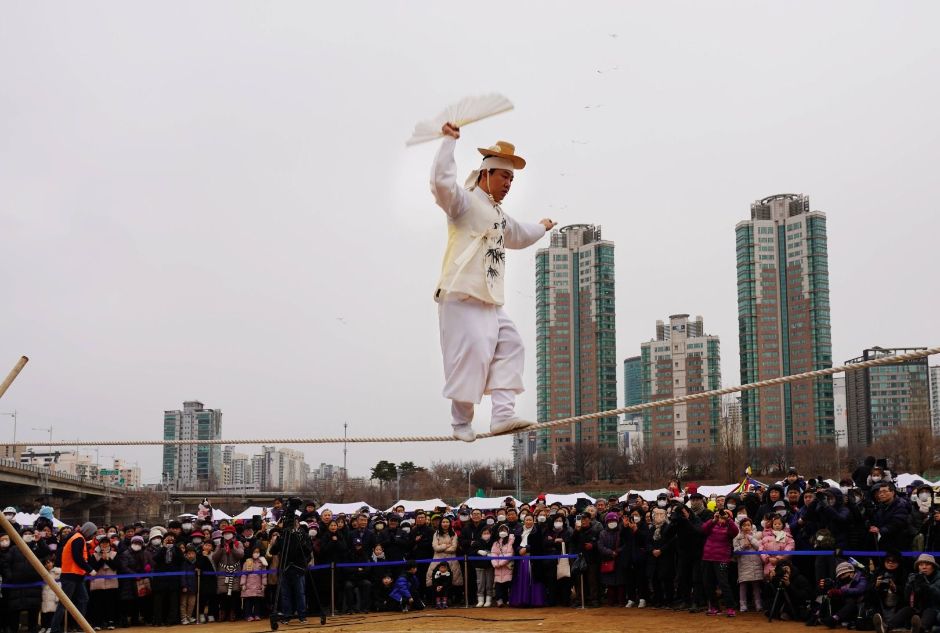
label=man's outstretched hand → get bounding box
[442,122,460,139]
[540,218,558,231]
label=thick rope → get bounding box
[28,346,940,447]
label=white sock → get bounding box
[490,389,516,423]
[451,401,474,426]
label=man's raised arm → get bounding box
[430,123,470,220]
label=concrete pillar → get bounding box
[104,508,112,525]
[81,507,90,523]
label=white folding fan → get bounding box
[406,93,514,146]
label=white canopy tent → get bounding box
[212,508,232,521]
[386,499,447,513]
[13,512,67,529]
[698,483,740,498]
[620,489,669,502]
[231,506,267,522]
[319,502,378,515]
[532,492,596,506]
[462,496,522,510]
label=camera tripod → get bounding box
[269,526,327,630]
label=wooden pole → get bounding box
[0,513,94,633]
[0,356,28,400]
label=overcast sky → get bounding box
[2,2,938,486]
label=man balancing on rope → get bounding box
[431,122,556,442]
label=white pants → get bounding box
[438,296,525,423]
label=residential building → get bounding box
[162,401,222,489]
[736,193,834,447]
[931,366,940,435]
[535,224,617,457]
[640,314,721,449]
[845,347,931,448]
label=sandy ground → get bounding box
[141,607,815,633]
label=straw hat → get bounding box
[477,141,526,169]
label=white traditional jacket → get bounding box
[430,137,546,306]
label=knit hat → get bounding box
[835,562,854,577]
[80,522,97,539]
[222,525,237,534]
[131,535,145,545]
[2,506,15,515]
[604,512,619,523]
[686,483,701,498]
[211,530,222,540]
[148,528,164,541]
[916,554,938,568]
[39,506,54,519]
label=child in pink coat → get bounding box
[491,527,515,607]
[760,516,794,579]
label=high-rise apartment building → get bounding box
[845,347,931,448]
[930,366,940,436]
[640,314,721,449]
[736,194,834,447]
[535,224,617,456]
[624,356,642,407]
[162,401,222,489]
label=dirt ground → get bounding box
[146,607,814,633]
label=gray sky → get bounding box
[2,2,938,485]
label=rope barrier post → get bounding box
[196,568,201,623]
[330,563,335,616]
[579,572,585,610]
[463,556,469,609]
[0,355,28,401]
[0,513,94,633]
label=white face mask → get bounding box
[486,518,494,525]
[497,515,507,522]
[151,538,162,546]
[375,524,385,531]
[574,520,581,528]
[192,537,203,544]
[554,521,564,530]
[657,500,667,508]
[182,523,193,531]
[607,522,618,529]
[131,544,142,551]
[223,534,233,541]
[498,531,509,539]
[308,529,317,537]
[23,534,35,543]
[537,516,546,523]
[920,492,931,502]
[871,476,882,483]
[213,538,221,546]
[401,527,411,534]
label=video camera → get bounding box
[280,496,304,530]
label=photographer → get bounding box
[769,558,811,620]
[269,500,313,624]
[868,551,906,631]
[808,561,867,628]
[875,553,940,633]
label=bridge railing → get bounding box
[0,457,114,491]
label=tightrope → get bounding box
[27,346,940,446]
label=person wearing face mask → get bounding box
[539,514,572,607]
[3,526,50,633]
[598,512,625,606]
[647,508,676,608]
[671,486,711,613]
[211,525,244,622]
[468,526,495,607]
[760,515,794,580]
[490,523,515,607]
[622,510,649,609]
[116,535,147,627]
[910,482,935,531]
[508,514,545,607]
[572,512,602,608]
[383,514,408,574]
[89,535,120,629]
[238,546,267,621]
[756,485,787,527]
[153,531,182,626]
[425,517,463,601]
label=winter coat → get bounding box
[469,535,494,570]
[211,540,244,594]
[179,557,198,593]
[813,491,850,547]
[410,525,434,560]
[389,572,420,603]
[831,571,868,600]
[701,518,739,563]
[490,535,515,584]
[425,530,463,587]
[239,557,268,598]
[760,527,794,578]
[907,569,940,611]
[89,550,119,591]
[41,567,61,613]
[116,547,148,601]
[870,496,915,552]
[733,529,764,583]
[150,544,181,592]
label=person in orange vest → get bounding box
[50,521,98,633]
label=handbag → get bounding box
[556,542,571,580]
[600,559,615,574]
[135,578,151,597]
